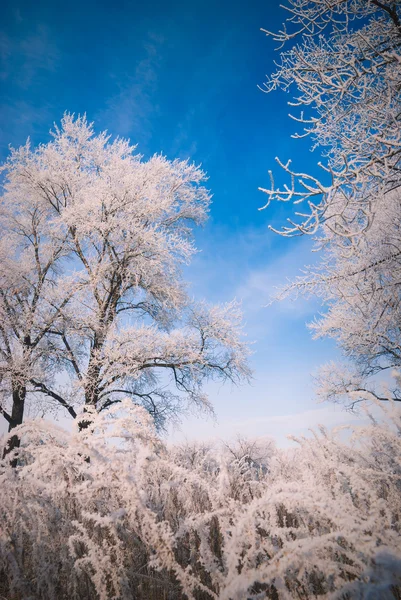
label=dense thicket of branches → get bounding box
[1,401,400,599]
[260,0,401,409]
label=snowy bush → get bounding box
[1,400,401,599]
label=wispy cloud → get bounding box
[169,402,385,447]
[168,27,242,161]
[0,20,59,155]
[0,24,59,88]
[187,224,320,334]
[96,32,164,145]
[0,100,53,157]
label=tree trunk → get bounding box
[79,336,104,431]
[80,298,118,430]
[2,381,26,467]
[85,356,102,408]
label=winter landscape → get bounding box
[1,0,401,598]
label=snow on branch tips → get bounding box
[260,0,401,237]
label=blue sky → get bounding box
[0,0,363,444]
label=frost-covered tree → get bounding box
[276,186,401,408]
[0,115,250,437]
[260,1,401,409]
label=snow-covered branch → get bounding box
[260,0,401,236]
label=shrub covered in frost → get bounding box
[1,400,401,599]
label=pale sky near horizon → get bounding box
[0,0,377,445]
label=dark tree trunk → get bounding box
[85,357,102,408]
[2,381,26,467]
[80,295,119,430]
[79,336,104,431]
